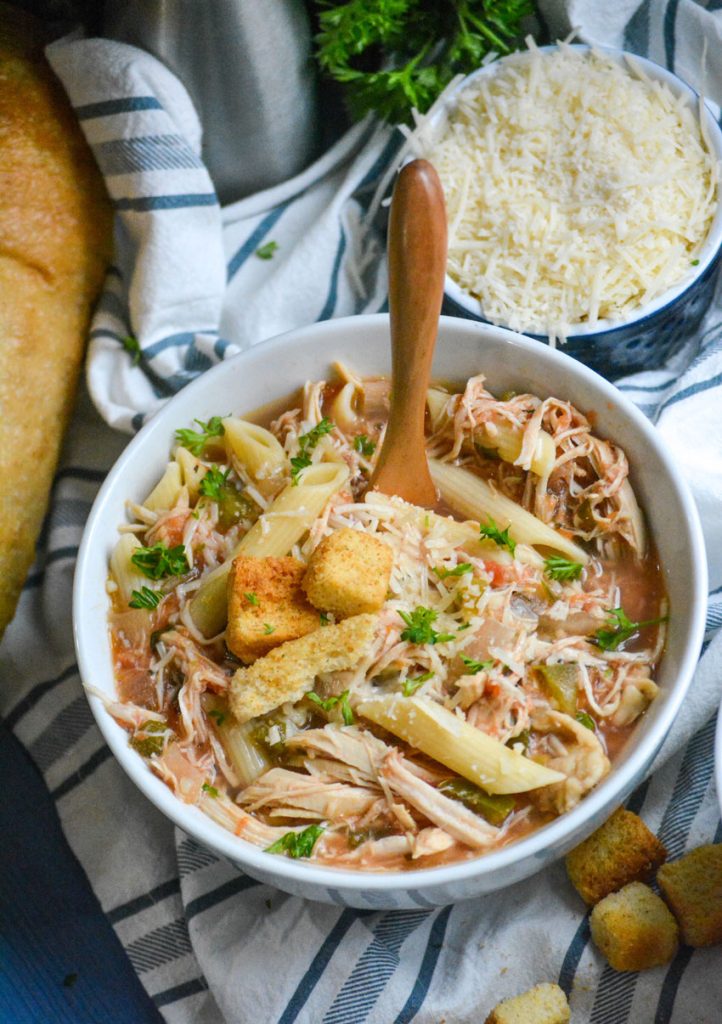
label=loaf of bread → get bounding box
[0,3,112,637]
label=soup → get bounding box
[103,365,666,871]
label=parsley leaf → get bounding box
[433,562,472,579]
[399,607,455,645]
[129,586,161,610]
[307,689,354,724]
[244,592,259,606]
[576,711,596,731]
[208,708,226,727]
[544,556,584,582]
[131,543,188,580]
[199,465,232,501]
[691,258,700,266]
[319,612,330,626]
[479,515,516,556]
[593,607,667,651]
[255,240,279,260]
[202,782,219,798]
[175,416,225,456]
[459,654,493,675]
[354,434,376,457]
[121,333,141,366]
[266,824,324,858]
[263,623,276,635]
[291,418,335,484]
[402,671,434,696]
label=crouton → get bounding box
[565,807,667,905]
[230,613,377,723]
[590,881,678,971]
[303,528,393,618]
[657,844,722,947]
[227,555,320,663]
[484,982,570,1024]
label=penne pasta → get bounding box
[174,446,207,502]
[429,458,589,563]
[222,418,288,483]
[142,461,182,512]
[328,381,360,433]
[189,462,350,636]
[357,695,565,794]
[109,534,148,605]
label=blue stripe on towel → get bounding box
[152,977,208,1009]
[654,947,695,1024]
[75,97,163,120]
[226,202,290,281]
[393,906,453,1024]
[322,911,430,1024]
[663,0,680,70]
[113,194,218,212]
[623,0,652,53]
[316,227,347,322]
[278,909,371,1024]
[94,135,203,176]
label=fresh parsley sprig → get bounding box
[307,689,354,725]
[255,240,279,260]
[399,607,455,645]
[129,586,161,610]
[199,465,232,501]
[266,824,324,858]
[479,515,516,556]
[544,556,584,582]
[314,0,532,124]
[290,418,335,484]
[131,543,189,580]
[354,434,376,457]
[402,671,434,696]
[433,562,472,580]
[459,654,493,675]
[593,607,667,652]
[175,416,225,457]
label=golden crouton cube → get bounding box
[565,807,667,905]
[657,844,722,947]
[302,528,393,618]
[590,881,678,971]
[230,612,377,723]
[227,555,320,663]
[484,983,570,1024]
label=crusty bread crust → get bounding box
[657,844,722,947]
[590,881,678,971]
[484,982,570,1024]
[0,3,112,636]
[303,527,393,618]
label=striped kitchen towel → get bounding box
[1,2,721,1023]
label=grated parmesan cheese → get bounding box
[421,43,719,342]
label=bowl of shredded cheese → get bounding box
[415,42,722,377]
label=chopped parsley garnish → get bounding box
[121,333,141,366]
[576,711,596,731]
[402,671,434,696]
[263,623,276,635]
[354,434,376,457]
[131,542,189,580]
[175,416,225,456]
[544,555,584,582]
[266,823,324,858]
[208,708,226,727]
[199,465,232,501]
[307,689,354,724]
[433,562,472,580]
[593,606,667,652]
[255,240,279,260]
[319,612,330,626]
[129,586,161,610]
[244,592,259,606]
[399,606,455,645]
[290,418,335,483]
[459,654,493,675]
[691,258,700,266]
[202,783,219,797]
[479,515,516,556]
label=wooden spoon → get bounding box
[369,158,448,505]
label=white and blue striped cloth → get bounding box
[2,2,721,1021]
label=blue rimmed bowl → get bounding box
[427,46,722,379]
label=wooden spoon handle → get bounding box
[370,159,448,505]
